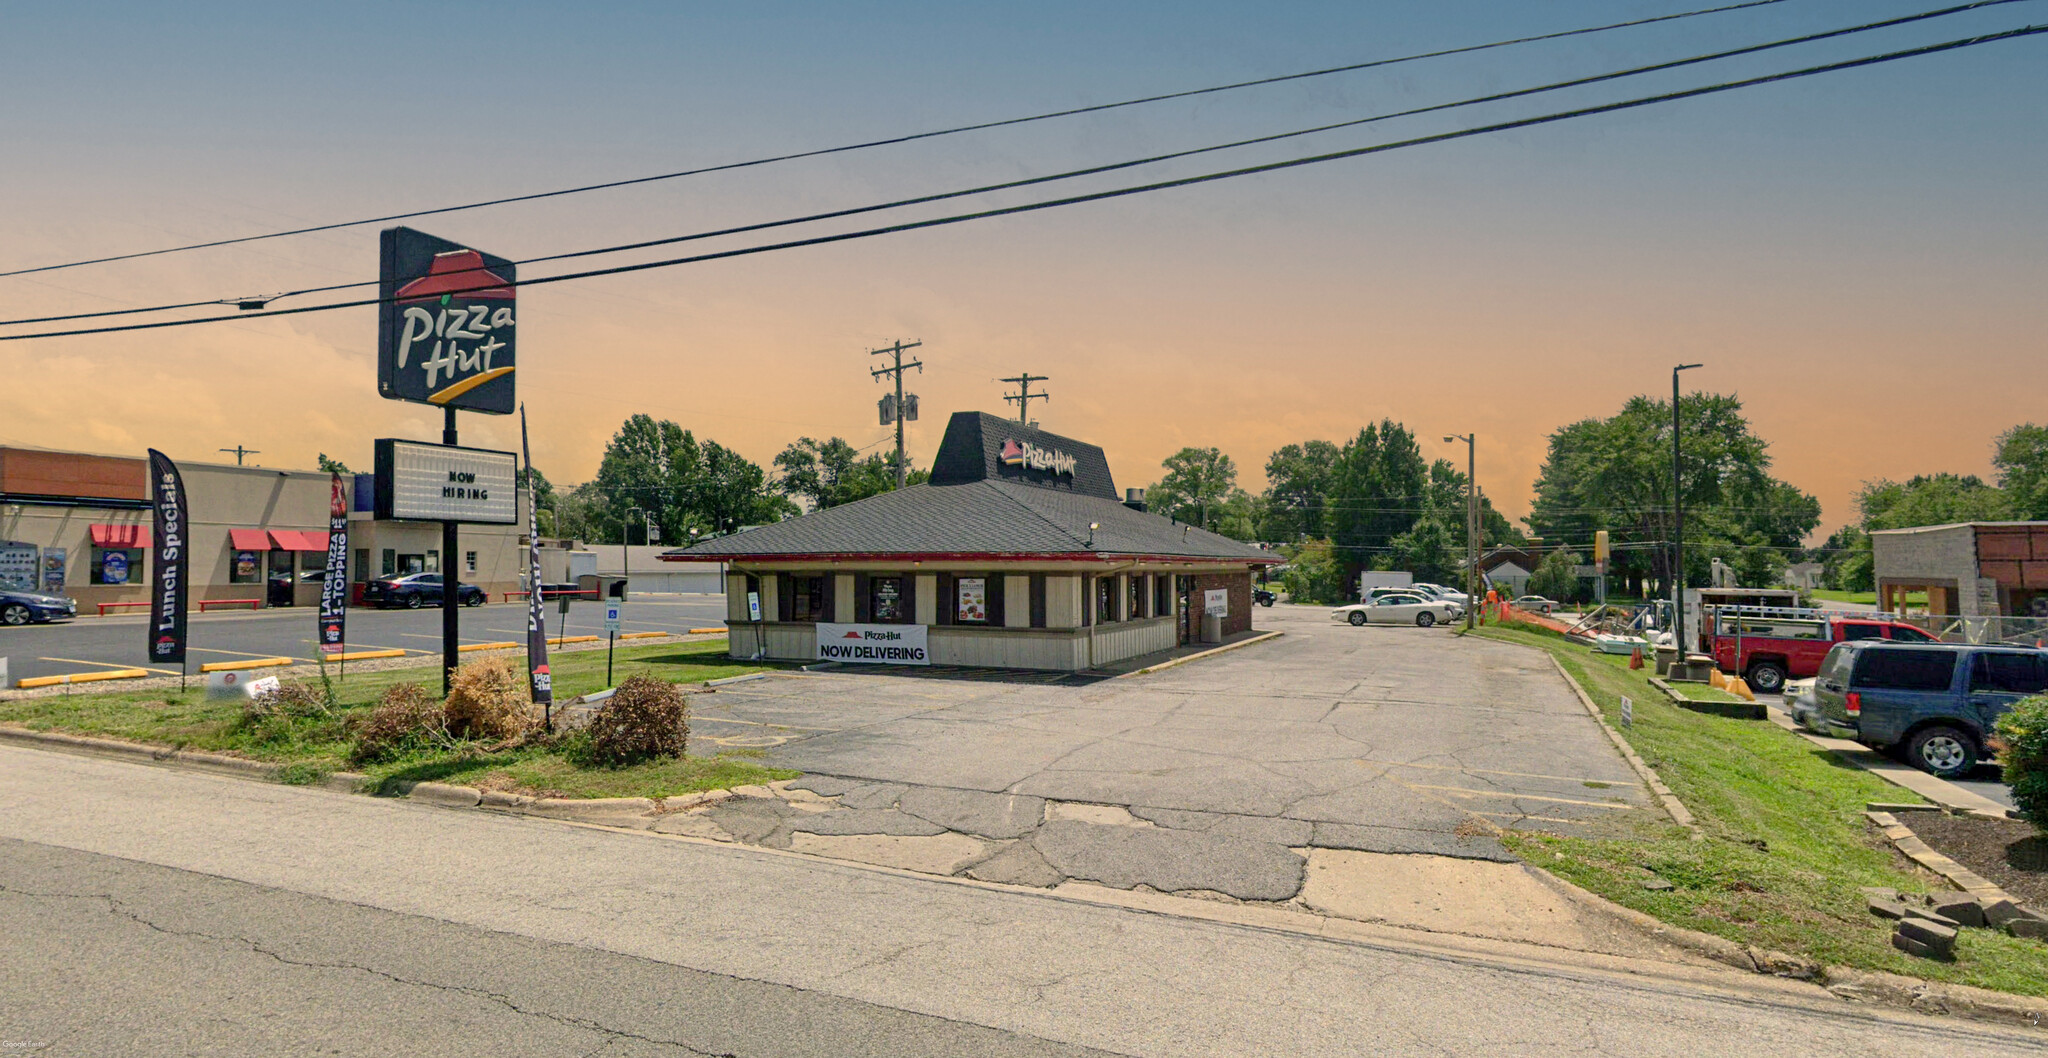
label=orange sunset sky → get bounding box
[4,1,2044,542]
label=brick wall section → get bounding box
[1190,572,1253,636]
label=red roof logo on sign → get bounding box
[999,438,1025,466]
[843,631,863,638]
[396,250,516,303]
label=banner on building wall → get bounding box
[521,407,553,709]
[816,623,929,666]
[317,473,349,655]
[146,450,189,668]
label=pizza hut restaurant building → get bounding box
[659,412,1278,671]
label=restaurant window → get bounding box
[381,549,397,577]
[870,575,907,623]
[425,550,440,573]
[790,575,827,622]
[354,549,370,584]
[1129,576,1144,620]
[957,576,990,623]
[465,550,478,574]
[399,553,426,575]
[90,547,144,586]
[1155,574,1172,618]
[1096,576,1118,623]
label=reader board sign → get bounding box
[377,227,517,415]
[1204,589,1229,617]
[372,439,518,524]
[816,623,929,666]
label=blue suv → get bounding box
[1812,640,2045,777]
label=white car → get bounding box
[1331,592,1461,628]
[1412,583,1472,606]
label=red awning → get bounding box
[89,524,150,549]
[280,531,329,552]
[228,529,272,551]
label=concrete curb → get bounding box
[1767,710,2013,819]
[1120,630,1285,678]
[0,724,367,793]
[1538,654,1699,832]
[1646,676,1767,720]
[1867,810,2018,905]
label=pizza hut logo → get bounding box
[999,438,1076,477]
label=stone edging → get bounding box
[1120,630,1284,678]
[1539,653,1698,832]
[1867,809,2018,905]
[1646,676,1767,720]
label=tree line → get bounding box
[1819,424,2048,592]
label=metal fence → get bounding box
[1708,604,2048,648]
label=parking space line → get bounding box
[401,633,500,644]
[40,656,183,676]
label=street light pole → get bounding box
[1444,434,1476,631]
[1671,363,1703,659]
[624,506,643,604]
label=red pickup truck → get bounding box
[1712,616,1937,693]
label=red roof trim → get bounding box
[659,550,1281,566]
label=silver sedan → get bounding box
[1331,592,1462,628]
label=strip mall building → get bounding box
[661,412,1279,671]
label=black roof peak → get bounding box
[928,411,1118,501]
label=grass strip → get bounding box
[1472,620,2048,997]
[0,639,795,801]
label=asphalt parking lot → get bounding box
[669,604,1653,897]
[0,596,729,684]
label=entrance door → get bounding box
[1176,576,1195,645]
[267,549,296,607]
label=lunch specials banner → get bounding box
[521,407,552,707]
[317,473,349,655]
[816,623,930,666]
[146,449,189,667]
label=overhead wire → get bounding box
[4,0,2023,329]
[5,21,2044,343]
[0,0,1795,282]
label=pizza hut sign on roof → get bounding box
[377,227,518,416]
[999,438,1076,477]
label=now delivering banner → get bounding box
[816,623,929,666]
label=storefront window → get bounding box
[229,549,262,584]
[1156,575,1173,618]
[354,549,369,584]
[870,576,906,623]
[1096,576,1118,623]
[1129,576,1144,620]
[790,576,826,622]
[90,547,143,585]
[465,550,478,573]
[957,577,988,623]
[425,550,440,573]
[400,553,425,575]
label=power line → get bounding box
[0,0,1794,282]
[6,0,2016,330]
[6,22,2043,344]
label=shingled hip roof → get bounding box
[659,479,1277,564]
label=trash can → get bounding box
[1200,614,1224,644]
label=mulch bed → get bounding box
[1908,812,2048,908]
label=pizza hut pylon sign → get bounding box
[376,227,517,415]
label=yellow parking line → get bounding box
[41,657,182,676]
[316,649,407,663]
[198,657,295,673]
[18,668,152,688]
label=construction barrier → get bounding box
[458,641,521,653]
[16,668,151,689]
[316,649,407,663]
[199,657,294,673]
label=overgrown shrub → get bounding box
[349,682,446,764]
[1995,694,2048,834]
[583,675,689,766]
[242,679,331,724]
[442,656,536,741]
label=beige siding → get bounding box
[1087,617,1177,666]
[1003,575,1031,628]
[931,627,1088,670]
[727,622,814,661]
[834,574,856,622]
[758,573,779,621]
[916,574,937,625]
[726,577,749,621]
[1045,574,1081,628]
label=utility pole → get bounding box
[1671,363,1703,660]
[1002,373,1049,424]
[870,340,923,489]
[1444,434,1476,631]
[218,445,260,465]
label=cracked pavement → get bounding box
[677,606,1657,902]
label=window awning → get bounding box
[89,524,151,549]
[228,529,272,551]
[274,530,329,552]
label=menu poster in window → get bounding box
[872,578,904,622]
[234,551,259,580]
[41,547,66,593]
[101,550,130,585]
[0,542,37,590]
[957,577,987,623]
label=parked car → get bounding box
[1810,640,2045,777]
[1252,586,1277,607]
[1412,583,1473,607]
[363,572,486,609]
[0,585,76,626]
[1331,592,1461,628]
[1511,595,1559,615]
[1711,615,1935,694]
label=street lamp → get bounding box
[624,506,646,603]
[1671,363,1704,661]
[1444,434,1476,631]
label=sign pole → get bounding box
[442,406,461,696]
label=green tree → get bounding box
[1261,441,1341,541]
[316,453,352,474]
[587,414,787,544]
[1820,525,1871,592]
[1527,549,1583,603]
[1995,423,2048,520]
[1325,421,1428,586]
[773,437,908,510]
[1277,538,1350,605]
[1385,515,1459,586]
[1858,473,2011,530]
[1149,447,1238,530]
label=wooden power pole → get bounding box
[870,340,923,489]
[1002,373,1049,424]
